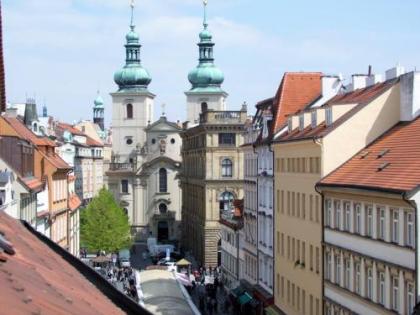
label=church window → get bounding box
[221,159,233,177]
[159,168,167,193]
[219,133,236,146]
[126,104,133,119]
[152,139,156,145]
[159,203,168,214]
[121,180,129,194]
[126,137,133,145]
[171,138,175,144]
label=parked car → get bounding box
[118,249,131,267]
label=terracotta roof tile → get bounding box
[20,176,44,192]
[39,150,71,170]
[272,72,322,133]
[86,135,104,147]
[68,194,81,211]
[276,79,398,143]
[57,122,85,136]
[318,116,420,193]
[0,212,127,315]
[2,116,56,147]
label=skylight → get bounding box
[377,162,390,172]
[377,148,390,159]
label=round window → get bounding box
[159,203,168,214]
[171,138,175,144]
[126,138,133,145]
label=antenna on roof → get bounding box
[368,65,372,76]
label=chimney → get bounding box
[400,71,420,121]
[310,75,342,108]
[351,74,368,90]
[366,74,383,87]
[5,107,17,118]
[385,64,405,80]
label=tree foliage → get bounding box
[80,188,132,253]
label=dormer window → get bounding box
[299,114,304,131]
[311,111,317,129]
[288,117,293,132]
[326,107,333,126]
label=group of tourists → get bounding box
[105,266,139,302]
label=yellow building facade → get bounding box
[273,77,402,314]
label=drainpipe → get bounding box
[253,143,259,287]
[314,184,325,314]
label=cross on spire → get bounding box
[130,0,135,28]
[203,0,208,29]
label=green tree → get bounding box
[81,188,132,253]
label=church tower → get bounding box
[93,92,105,131]
[111,2,154,163]
[185,0,228,124]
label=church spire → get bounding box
[187,0,224,92]
[114,0,152,92]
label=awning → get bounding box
[238,292,253,305]
[176,258,191,266]
[231,286,244,298]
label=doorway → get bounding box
[158,221,169,242]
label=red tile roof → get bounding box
[0,2,5,113]
[276,79,398,143]
[318,116,420,193]
[0,212,126,315]
[39,150,71,171]
[86,135,104,147]
[2,116,56,147]
[68,193,81,211]
[57,122,85,136]
[20,176,44,192]
[272,72,322,133]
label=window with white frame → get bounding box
[355,263,361,294]
[366,206,373,237]
[407,282,415,313]
[335,201,341,230]
[355,204,361,234]
[392,277,399,311]
[326,252,331,281]
[325,199,332,227]
[378,207,386,240]
[311,111,317,129]
[325,107,333,126]
[406,212,415,248]
[391,209,399,243]
[367,268,373,299]
[299,114,304,131]
[344,202,351,231]
[379,272,385,305]
[335,255,341,285]
[344,258,351,289]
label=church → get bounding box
[106,1,229,244]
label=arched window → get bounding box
[126,103,133,119]
[219,191,234,213]
[159,168,167,193]
[221,159,233,177]
[159,203,167,214]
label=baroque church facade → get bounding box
[107,1,234,245]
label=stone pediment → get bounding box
[145,116,181,133]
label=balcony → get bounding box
[107,163,136,173]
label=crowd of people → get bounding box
[189,265,232,315]
[105,266,139,302]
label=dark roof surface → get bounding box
[318,116,420,193]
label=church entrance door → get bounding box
[158,221,169,242]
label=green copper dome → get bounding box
[114,14,151,91]
[94,94,104,108]
[188,2,225,93]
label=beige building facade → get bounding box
[180,106,247,267]
[273,70,405,315]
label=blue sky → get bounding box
[3,0,420,125]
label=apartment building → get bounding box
[0,114,73,249]
[180,105,247,267]
[242,118,259,287]
[55,122,104,204]
[220,199,244,290]
[316,71,420,315]
[273,69,405,315]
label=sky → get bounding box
[3,0,420,126]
